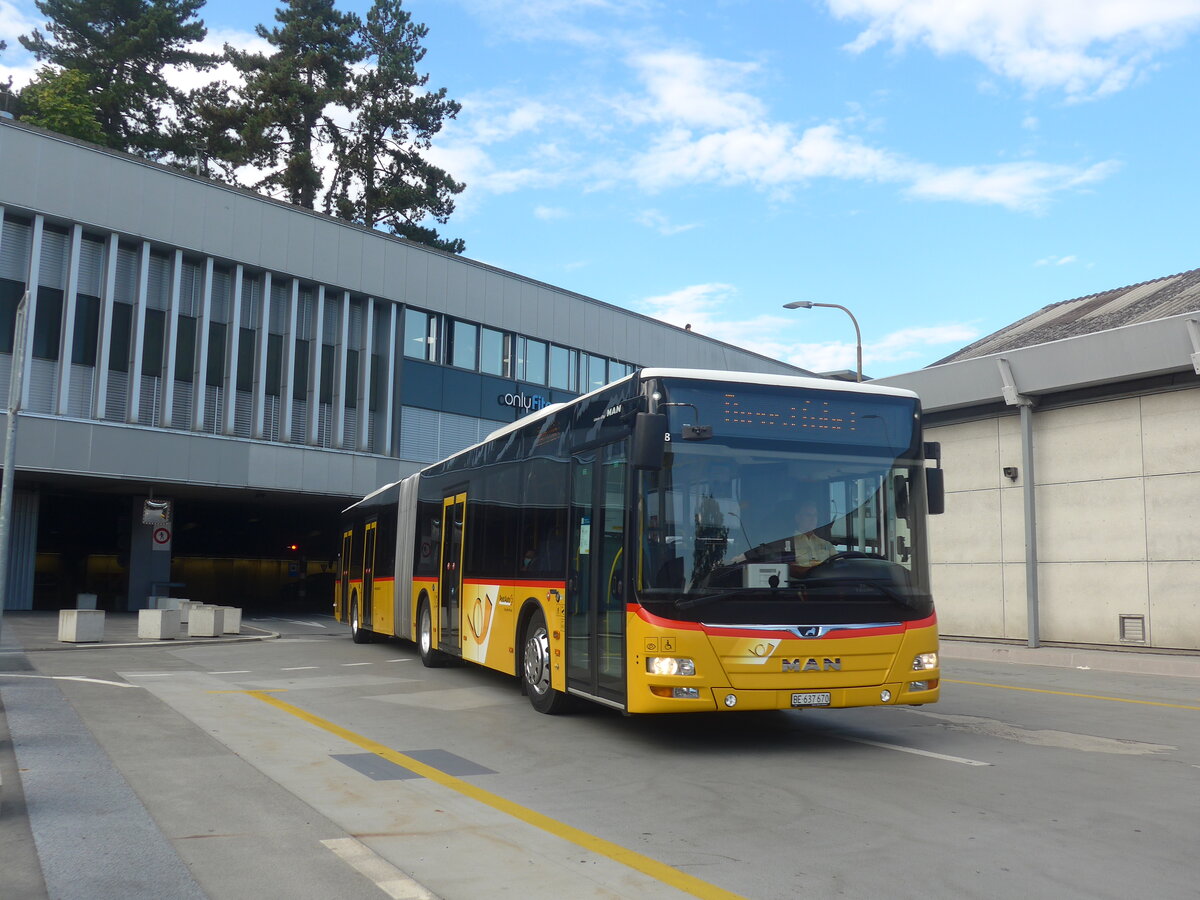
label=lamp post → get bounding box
[783,300,863,382]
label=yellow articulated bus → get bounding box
[336,368,944,715]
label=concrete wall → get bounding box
[929,387,1200,650]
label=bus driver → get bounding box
[788,498,836,575]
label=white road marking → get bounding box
[211,670,251,675]
[120,673,175,678]
[838,736,992,766]
[386,659,413,663]
[0,673,138,688]
[321,837,439,900]
[342,662,372,667]
[281,666,319,671]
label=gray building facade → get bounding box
[0,120,804,612]
[877,270,1200,651]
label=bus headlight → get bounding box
[647,657,695,676]
[913,652,938,671]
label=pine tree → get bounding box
[19,0,216,156]
[166,81,248,182]
[227,0,363,209]
[326,0,465,254]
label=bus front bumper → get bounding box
[628,680,940,714]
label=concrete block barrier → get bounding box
[58,609,105,643]
[138,608,180,640]
[219,606,242,634]
[188,605,225,638]
[176,600,198,623]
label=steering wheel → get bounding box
[809,550,888,571]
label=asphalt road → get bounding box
[3,616,1199,900]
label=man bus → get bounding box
[336,368,943,715]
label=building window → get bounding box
[174,315,196,382]
[609,359,632,382]
[404,308,438,361]
[449,319,477,369]
[582,352,606,393]
[519,337,547,385]
[206,322,226,387]
[549,343,572,390]
[0,279,23,353]
[142,308,165,377]
[480,326,511,377]
[32,287,64,360]
[109,303,132,372]
[71,295,100,366]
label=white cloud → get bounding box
[640,282,740,331]
[631,114,1117,211]
[907,159,1120,212]
[534,205,569,220]
[1035,254,1080,266]
[626,50,766,128]
[637,282,979,373]
[635,208,699,235]
[0,0,35,45]
[824,0,1200,98]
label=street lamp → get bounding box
[783,300,863,382]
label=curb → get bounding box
[0,623,281,654]
[940,639,1200,679]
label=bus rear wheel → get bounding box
[521,610,571,714]
[350,596,372,644]
[417,598,447,667]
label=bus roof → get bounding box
[638,368,918,399]
[418,368,919,479]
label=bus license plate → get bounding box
[791,692,831,707]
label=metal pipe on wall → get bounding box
[1020,401,1040,648]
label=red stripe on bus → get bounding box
[463,579,568,590]
[632,606,937,639]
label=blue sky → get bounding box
[4,0,1200,377]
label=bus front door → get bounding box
[438,493,466,655]
[567,445,627,704]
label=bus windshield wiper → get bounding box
[799,577,921,609]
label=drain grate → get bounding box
[1119,614,1146,643]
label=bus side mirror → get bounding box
[926,468,945,515]
[631,413,668,470]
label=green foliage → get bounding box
[18,66,106,143]
[19,0,217,155]
[226,0,363,208]
[325,0,466,254]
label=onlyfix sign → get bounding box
[498,390,550,414]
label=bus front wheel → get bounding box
[521,610,571,714]
[418,599,447,668]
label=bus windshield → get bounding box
[637,380,932,624]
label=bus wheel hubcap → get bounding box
[524,627,550,695]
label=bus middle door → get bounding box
[362,520,377,628]
[339,529,353,620]
[438,492,466,655]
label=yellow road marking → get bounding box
[246,691,747,900]
[945,679,1200,711]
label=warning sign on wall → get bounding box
[152,525,172,552]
